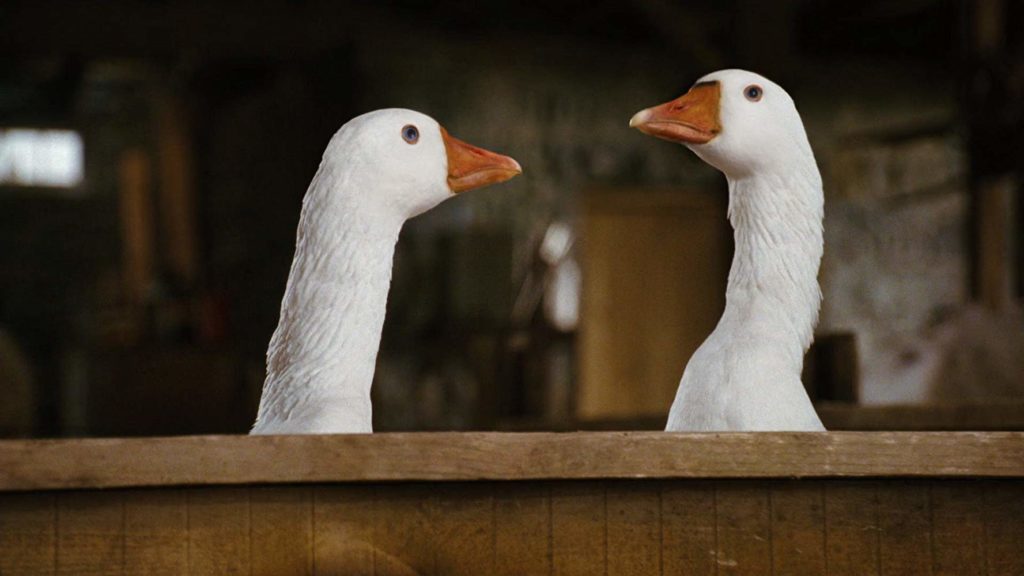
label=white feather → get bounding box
[252,109,453,435]
[665,70,826,431]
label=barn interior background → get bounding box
[0,0,1021,437]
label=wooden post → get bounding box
[152,81,200,289]
[118,148,155,306]
[967,0,1021,309]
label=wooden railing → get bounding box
[1,432,1022,575]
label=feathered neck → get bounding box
[252,165,404,434]
[723,157,824,353]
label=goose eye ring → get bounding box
[744,85,763,102]
[401,124,419,144]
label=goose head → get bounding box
[324,108,521,219]
[629,69,812,178]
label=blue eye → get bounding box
[401,124,419,144]
[744,85,763,102]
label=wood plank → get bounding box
[606,481,660,576]
[123,490,187,575]
[312,485,374,576]
[823,481,880,576]
[494,483,550,576]
[2,432,1022,491]
[56,491,124,576]
[715,483,771,576]
[877,482,932,576]
[661,481,716,576]
[251,486,313,576]
[975,174,1016,309]
[770,481,826,575]
[373,484,435,576]
[984,481,1024,576]
[550,482,605,576]
[434,483,494,576]
[931,481,986,576]
[0,493,56,575]
[186,488,250,575]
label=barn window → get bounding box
[0,128,84,189]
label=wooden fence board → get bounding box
[434,483,494,576]
[55,491,124,576]
[607,482,661,576]
[312,485,374,576]
[877,482,932,576]
[251,486,313,576]
[0,432,1021,576]
[186,488,250,576]
[823,481,881,576]
[0,493,55,575]
[494,483,550,576]
[770,481,826,575]
[984,481,1024,576]
[2,433,1022,491]
[931,481,987,576]
[550,482,606,576]
[373,485,435,576]
[715,483,772,576]
[123,490,187,575]
[661,481,716,576]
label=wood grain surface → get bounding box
[3,479,1020,576]
[1,432,1021,492]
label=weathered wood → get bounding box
[550,482,605,576]
[250,486,313,575]
[434,483,494,576]
[56,491,124,576]
[493,483,550,576]
[1,432,1022,492]
[0,479,1021,576]
[877,482,932,576]
[0,493,55,575]
[312,485,374,576]
[606,482,661,576]
[715,483,772,575]
[931,481,987,576]
[984,481,1024,576]
[123,490,187,575]
[661,481,716,575]
[186,488,250,575]
[770,481,826,575]
[822,481,881,575]
[373,485,435,576]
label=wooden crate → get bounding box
[1,432,1022,575]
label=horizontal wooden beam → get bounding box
[1,431,1022,491]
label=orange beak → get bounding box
[629,81,722,144]
[441,127,522,193]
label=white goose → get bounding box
[630,69,825,431]
[252,109,521,434]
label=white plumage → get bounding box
[252,109,520,434]
[631,69,825,431]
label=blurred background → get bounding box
[0,0,1022,437]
